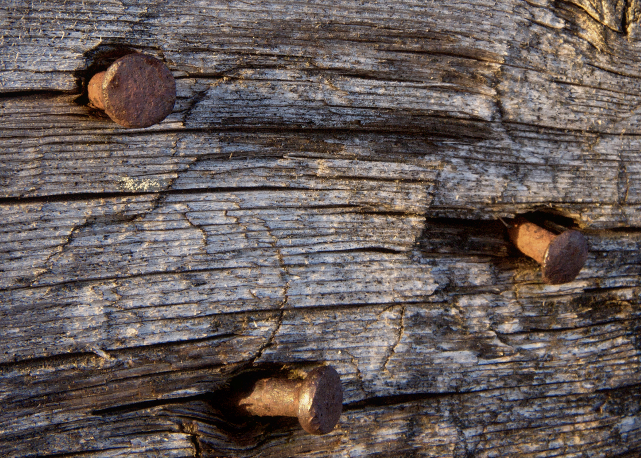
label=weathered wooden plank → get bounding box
[1,189,639,453]
[3,383,639,457]
[2,0,641,455]
[3,121,641,228]
[1,0,641,220]
[1,98,640,228]
[2,187,639,359]
[3,0,641,136]
[2,0,640,90]
[1,194,640,455]
[2,198,639,391]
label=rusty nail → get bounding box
[508,217,588,284]
[87,53,176,128]
[236,365,343,435]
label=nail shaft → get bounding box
[508,220,555,264]
[87,71,106,110]
[239,377,302,418]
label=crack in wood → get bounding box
[382,305,405,374]
[250,311,284,365]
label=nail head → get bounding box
[542,229,589,284]
[297,366,343,435]
[99,53,176,128]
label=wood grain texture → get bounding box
[1,0,640,456]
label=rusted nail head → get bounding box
[297,366,343,435]
[542,230,588,284]
[101,53,176,128]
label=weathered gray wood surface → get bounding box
[1,0,640,456]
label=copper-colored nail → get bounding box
[87,53,176,128]
[508,218,588,284]
[236,366,343,435]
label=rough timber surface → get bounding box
[1,0,640,457]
